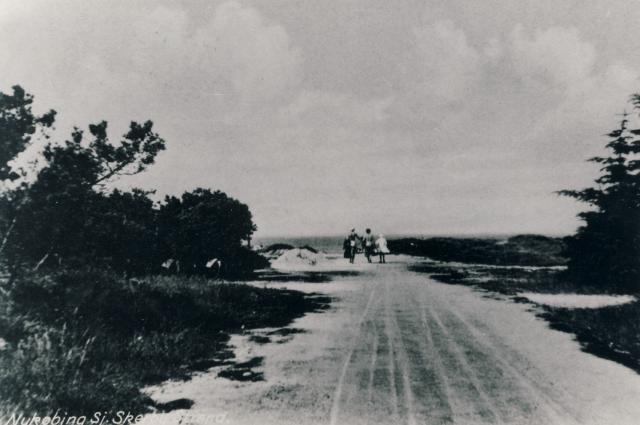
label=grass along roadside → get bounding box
[389,235,567,267]
[410,259,640,375]
[0,268,330,417]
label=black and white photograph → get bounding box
[1,1,640,424]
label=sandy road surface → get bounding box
[143,256,640,425]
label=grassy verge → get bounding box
[0,268,330,416]
[390,234,567,267]
[408,262,578,295]
[411,260,640,375]
[540,303,640,373]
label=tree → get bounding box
[560,101,640,292]
[0,86,56,258]
[1,86,266,277]
[0,85,56,181]
[158,188,261,274]
[78,188,160,274]
[0,86,165,272]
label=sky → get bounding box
[1,0,640,236]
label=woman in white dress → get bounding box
[375,234,390,263]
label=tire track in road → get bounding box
[392,311,418,425]
[414,294,477,424]
[424,298,506,424]
[390,286,456,424]
[382,281,401,420]
[417,306,461,421]
[329,286,377,425]
[438,303,582,425]
[366,319,379,404]
[407,269,581,424]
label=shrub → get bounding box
[0,326,148,414]
[560,104,640,293]
[0,268,329,415]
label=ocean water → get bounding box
[253,233,523,254]
[254,236,346,254]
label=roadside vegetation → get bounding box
[0,86,324,415]
[389,234,566,267]
[0,268,328,414]
[558,98,640,294]
[398,93,640,376]
[410,260,640,375]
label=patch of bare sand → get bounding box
[270,249,387,273]
[269,248,329,270]
[518,292,636,308]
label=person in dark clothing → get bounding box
[347,229,359,263]
[343,236,351,259]
[363,228,375,263]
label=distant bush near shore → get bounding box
[388,234,567,267]
[261,243,296,252]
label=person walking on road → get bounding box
[363,228,375,263]
[342,236,351,259]
[375,234,389,263]
[347,229,359,264]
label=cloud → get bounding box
[2,1,640,236]
[0,0,305,196]
[196,1,301,103]
[279,90,391,129]
[505,27,639,162]
[380,19,640,235]
[410,20,633,107]
[0,1,301,129]
[510,26,596,91]
[413,20,482,102]
[405,20,638,143]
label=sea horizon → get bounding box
[253,232,571,254]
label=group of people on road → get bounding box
[343,228,389,264]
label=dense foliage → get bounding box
[0,85,55,181]
[3,120,165,273]
[0,85,264,277]
[158,188,267,276]
[0,268,327,414]
[560,98,640,293]
[0,86,290,415]
[388,235,567,267]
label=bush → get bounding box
[221,247,270,277]
[261,243,295,252]
[0,86,263,278]
[388,235,566,267]
[560,105,640,293]
[0,268,329,415]
[158,189,260,276]
[0,326,148,414]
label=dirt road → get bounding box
[144,256,640,425]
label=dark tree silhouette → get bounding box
[0,85,56,181]
[560,99,640,292]
[6,121,165,269]
[0,86,56,258]
[1,86,265,277]
[0,85,166,273]
[158,188,264,275]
